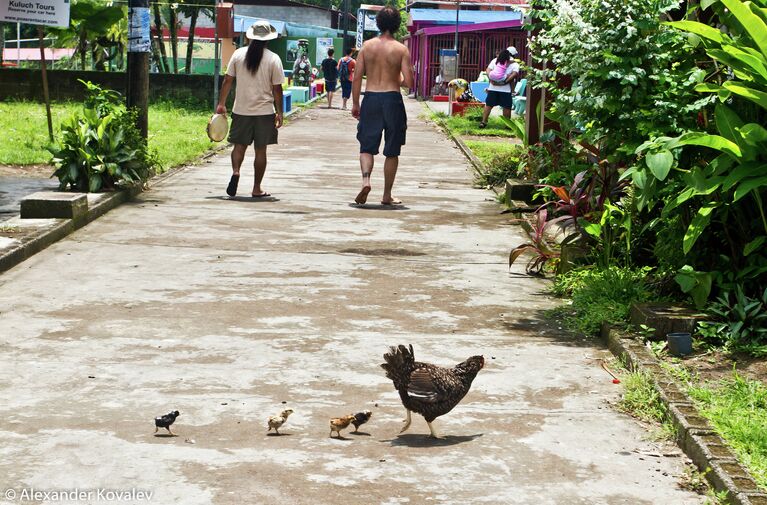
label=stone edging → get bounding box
[601,323,767,505]
[427,113,487,180]
[0,96,323,275]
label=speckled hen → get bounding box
[381,344,484,439]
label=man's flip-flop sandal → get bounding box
[252,192,271,198]
[226,174,239,197]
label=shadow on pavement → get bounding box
[205,196,281,203]
[384,433,483,447]
[348,203,410,211]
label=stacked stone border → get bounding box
[601,323,767,505]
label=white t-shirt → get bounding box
[226,47,285,116]
[486,59,520,93]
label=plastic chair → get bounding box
[513,78,527,115]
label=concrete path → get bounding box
[0,99,702,504]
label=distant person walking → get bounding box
[351,6,414,205]
[480,47,520,128]
[338,47,356,110]
[321,48,338,109]
[216,21,284,198]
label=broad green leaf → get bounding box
[675,265,698,292]
[582,222,601,238]
[733,175,767,201]
[662,186,696,216]
[714,104,744,143]
[701,0,719,9]
[667,20,726,44]
[723,82,767,110]
[645,150,674,181]
[632,167,647,190]
[722,0,767,59]
[740,123,767,145]
[721,162,766,191]
[683,202,718,254]
[668,132,742,158]
[707,48,767,85]
[694,83,723,93]
[745,236,767,256]
[88,174,102,193]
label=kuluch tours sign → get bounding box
[0,0,71,28]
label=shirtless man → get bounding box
[351,6,414,205]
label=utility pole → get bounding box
[127,0,151,139]
[454,1,460,80]
[38,27,53,143]
[342,0,349,49]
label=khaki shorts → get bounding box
[228,113,278,147]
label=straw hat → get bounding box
[246,20,278,41]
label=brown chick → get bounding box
[329,415,356,438]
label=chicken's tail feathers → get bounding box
[381,344,416,390]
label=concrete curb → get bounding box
[0,99,322,276]
[601,323,767,505]
[429,115,487,181]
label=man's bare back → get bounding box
[354,35,414,94]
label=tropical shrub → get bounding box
[529,0,709,159]
[50,81,158,192]
[626,0,767,304]
[551,266,655,335]
[697,286,767,356]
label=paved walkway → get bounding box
[0,99,702,504]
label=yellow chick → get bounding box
[267,408,294,435]
[329,415,356,438]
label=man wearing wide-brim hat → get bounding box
[216,20,284,198]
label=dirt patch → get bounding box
[0,164,53,178]
[666,350,767,385]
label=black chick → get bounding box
[154,410,180,436]
[381,344,484,439]
[351,410,372,432]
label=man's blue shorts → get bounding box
[325,80,337,92]
[340,80,352,99]
[357,91,407,157]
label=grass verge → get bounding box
[615,366,677,439]
[662,361,767,490]
[549,266,654,336]
[431,108,514,138]
[464,140,525,187]
[0,100,218,171]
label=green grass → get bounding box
[616,367,676,439]
[550,266,654,336]
[688,373,767,490]
[432,108,515,138]
[0,100,216,171]
[464,140,525,187]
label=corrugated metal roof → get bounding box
[409,8,522,24]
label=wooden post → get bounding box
[38,27,54,143]
[127,0,150,139]
[525,7,543,145]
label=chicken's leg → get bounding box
[166,427,175,436]
[400,410,412,434]
[154,427,158,434]
[426,421,443,440]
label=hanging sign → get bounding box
[128,6,151,53]
[0,0,71,28]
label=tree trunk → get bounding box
[0,23,5,65]
[153,4,168,72]
[185,8,198,74]
[151,37,164,72]
[79,30,87,70]
[169,7,178,73]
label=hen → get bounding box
[381,344,484,439]
[154,410,180,436]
